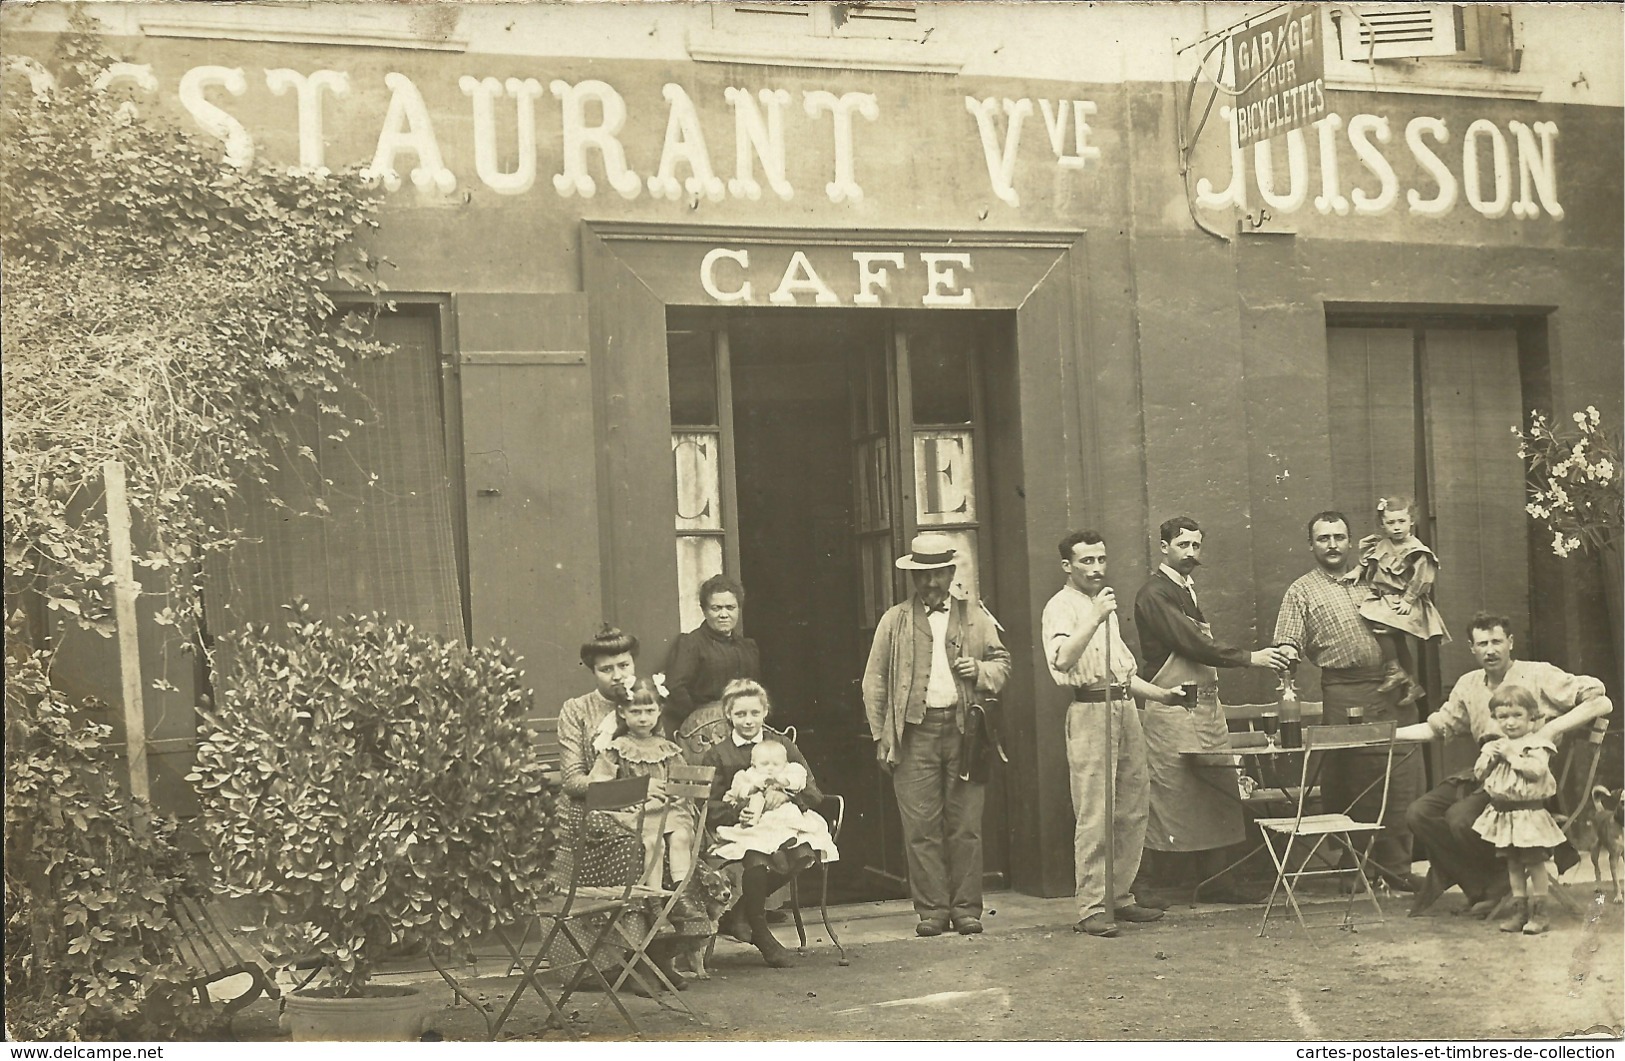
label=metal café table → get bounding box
[1177,728,1418,904]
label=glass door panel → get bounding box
[668,325,736,633]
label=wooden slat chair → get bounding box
[167,896,281,1018]
[480,775,656,1040]
[607,763,717,1026]
[1255,721,1399,935]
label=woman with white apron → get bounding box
[1134,521,1290,904]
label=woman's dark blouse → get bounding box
[663,624,761,724]
[700,733,824,829]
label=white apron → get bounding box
[1142,625,1245,852]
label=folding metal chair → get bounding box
[788,794,848,961]
[1256,721,1398,935]
[484,775,654,1040]
[608,763,716,1025]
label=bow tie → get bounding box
[925,601,949,615]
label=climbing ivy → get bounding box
[1,10,390,645]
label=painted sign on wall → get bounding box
[2,52,1570,227]
[1231,5,1326,148]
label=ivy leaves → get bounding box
[1,13,388,643]
[4,646,206,1040]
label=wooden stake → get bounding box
[104,459,149,803]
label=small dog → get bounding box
[671,862,735,980]
[1562,785,1625,903]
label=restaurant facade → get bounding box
[12,2,1621,900]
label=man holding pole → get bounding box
[1042,530,1186,938]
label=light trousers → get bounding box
[1066,700,1149,921]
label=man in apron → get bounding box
[1134,517,1290,904]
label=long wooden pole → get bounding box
[104,459,149,803]
[1102,614,1115,923]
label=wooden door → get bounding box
[848,313,1005,890]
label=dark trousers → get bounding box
[1320,670,1426,879]
[893,707,985,921]
[1406,778,1503,904]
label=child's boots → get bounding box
[1521,898,1548,935]
[1377,660,1425,705]
[1497,897,1528,933]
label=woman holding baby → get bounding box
[701,678,839,968]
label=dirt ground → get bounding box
[224,890,1624,1043]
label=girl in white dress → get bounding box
[1470,684,1567,935]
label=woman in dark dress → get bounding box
[664,575,762,760]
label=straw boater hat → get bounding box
[895,531,958,570]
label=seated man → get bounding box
[1398,612,1612,916]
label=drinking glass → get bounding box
[1260,707,1281,749]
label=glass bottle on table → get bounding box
[1278,671,1302,749]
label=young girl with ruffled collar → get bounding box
[587,675,699,893]
[1357,495,1451,705]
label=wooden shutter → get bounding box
[457,293,601,757]
[1421,328,1529,686]
[1326,327,1418,528]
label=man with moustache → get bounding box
[1134,516,1290,904]
[863,531,1011,937]
[1398,613,1610,916]
[1272,511,1426,892]
[1042,530,1187,938]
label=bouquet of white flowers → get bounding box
[1513,406,1622,558]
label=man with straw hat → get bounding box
[1042,530,1187,938]
[863,531,1011,937]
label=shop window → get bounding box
[668,326,731,633]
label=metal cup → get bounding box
[1346,704,1366,724]
[1180,682,1200,708]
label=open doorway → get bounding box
[667,306,1012,903]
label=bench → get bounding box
[167,896,282,1017]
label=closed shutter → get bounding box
[1327,328,1418,530]
[1421,328,1529,682]
[457,292,602,761]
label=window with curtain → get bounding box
[204,307,465,643]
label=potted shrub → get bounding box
[189,601,558,1041]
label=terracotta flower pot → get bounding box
[282,984,426,1042]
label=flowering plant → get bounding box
[1513,406,1622,558]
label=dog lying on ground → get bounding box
[1562,785,1624,902]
